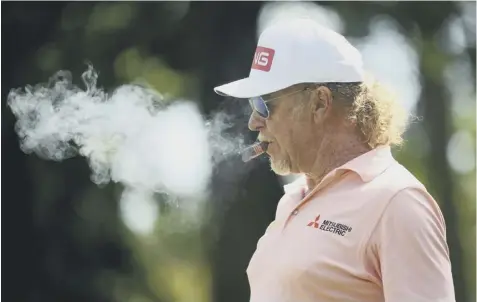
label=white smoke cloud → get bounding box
[7,65,248,234]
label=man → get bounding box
[213,18,456,302]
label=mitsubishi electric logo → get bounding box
[251,46,275,72]
[307,215,321,228]
[307,215,353,237]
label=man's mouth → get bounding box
[260,141,273,154]
[258,138,273,144]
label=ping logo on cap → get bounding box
[251,46,275,72]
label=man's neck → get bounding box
[304,132,370,191]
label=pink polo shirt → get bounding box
[246,146,455,302]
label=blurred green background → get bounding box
[2,2,475,302]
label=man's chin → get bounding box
[269,158,292,176]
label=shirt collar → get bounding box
[283,175,307,194]
[339,145,395,182]
[283,145,396,193]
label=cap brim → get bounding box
[214,77,289,99]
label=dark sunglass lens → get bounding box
[250,97,269,118]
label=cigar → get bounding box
[241,141,269,162]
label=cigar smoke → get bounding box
[7,65,249,231]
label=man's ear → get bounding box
[310,86,333,123]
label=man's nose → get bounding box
[248,111,266,131]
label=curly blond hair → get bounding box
[350,79,409,148]
[301,77,410,148]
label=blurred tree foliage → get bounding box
[2,2,475,302]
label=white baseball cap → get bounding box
[214,18,364,99]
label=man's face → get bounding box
[248,85,331,175]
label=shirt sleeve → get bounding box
[370,188,456,302]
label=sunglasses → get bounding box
[248,86,312,119]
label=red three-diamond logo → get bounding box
[307,215,320,228]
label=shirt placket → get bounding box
[281,170,350,231]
